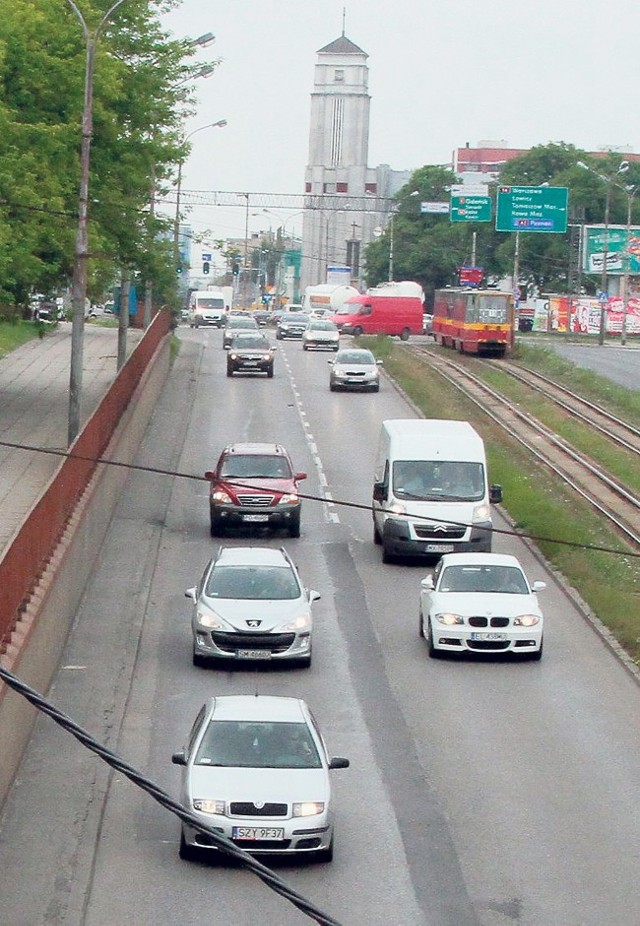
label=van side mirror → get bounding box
[171,751,187,766]
[372,481,387,502]
[489,484,503,504]
[531,581,546,592]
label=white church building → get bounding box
[300,33,411,292]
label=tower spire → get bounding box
[342,6,346,36]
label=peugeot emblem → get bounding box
[246,619,261,627]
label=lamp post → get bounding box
[621,184,638,346]
[173,120,227,271]
[577,160,629,345]
[66,0,128,446]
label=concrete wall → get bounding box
[0,336,171,807]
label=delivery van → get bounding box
[188,289,226,327]
[332,293,423,339]
[372,419,503,562]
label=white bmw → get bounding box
[419,552,545,659]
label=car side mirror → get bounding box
[531,581,546,592]
[377,360,384,366]
[308,589,321,602]
[329,757,350,770]
[185,587,197,602]
[295,472,307,481]
[328,359,335,365]
[489,484,503,504]
[372,481,387,502]
[171,751,187,766]
[421,575,435,591]
[204,471,214,481]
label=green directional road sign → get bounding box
[496,186,568,233]
[450,194,492,223]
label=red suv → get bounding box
[205,443,307,538]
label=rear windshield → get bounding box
[195,720,321,769]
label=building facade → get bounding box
[301,34,410,291]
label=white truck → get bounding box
[188,289,226,328]
[302,283,359,316]
[372,419,503,562]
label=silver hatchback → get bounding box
[186,546,319,667]
[172,695,349,862]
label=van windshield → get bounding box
[197,297,224,310]
[393,460,484,501]
[335,303,360,315]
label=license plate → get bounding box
[232,826,284,840]
[242,360,259,366]
[242,514,269,522]
[237,649,271,660]
[470,632,507,641]
[424,543,455,553]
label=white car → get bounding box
[172,695,349,863]
[186,546,319,667]
[329,348,382,392]
[419,552,545,659]
[302,319,340,351]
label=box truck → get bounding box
[372,419,503,562]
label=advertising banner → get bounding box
[582,225,640,275]
[568,296,640,334]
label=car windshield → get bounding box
[205,564,301,600]
[336,351,375,364]
[227,317,256,328]
[393,460,484,501]
[195,721,322,769]
[309,320,337,330]
[438,564,529,594]
[230,337,269,350]
[282,314,307,323]
[219,454,292,479]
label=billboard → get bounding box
[582,225,640,275]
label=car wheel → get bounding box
[382,544,394,564]
[419,611,425,638]
[296,648,312,669]
[288,511,301,538]
[226,366,234,377]
[210,513,225,537]
[427,620,442,658]
[329,382,337,392]
[353,326,363,337]
[373,520,382,545]
[267,365,274,378]
[371,383,380,392]
[315,837,334,863]
[333,345,339,351]
[276,332,282,340]
[193,650,207,668]
[529,637,543,661]
[400,327,410,341]
[303,344,308,350]
[179,830,200,862]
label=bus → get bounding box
[433,289,515,357]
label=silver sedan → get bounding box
[328,348,382,392]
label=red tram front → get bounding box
[432,289,515,357]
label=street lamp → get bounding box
[577,160,629,345]
[173,120,227,270]
[66,0,129,446]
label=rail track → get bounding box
[408,346,640,550]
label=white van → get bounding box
[188,289,226,328]
[372,419,502,562]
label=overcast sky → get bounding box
[160,0,640,269]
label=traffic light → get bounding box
[232,262,239,276]
[176,264,183,275]
[202,261,210,274]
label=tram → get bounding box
[432,289,515,357]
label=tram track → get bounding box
[407,345,640,550]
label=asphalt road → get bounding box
[1,328,639,926]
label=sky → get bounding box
[159,0,640,273]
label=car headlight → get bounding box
[334,370,347,378]
[193,798,226,815]
[472,504,491,522]
[434,612,464,625]
[196,609,227,629]
[277,493,299,506]
[514,614,541,626]
[386,502,406,515]
[212,489,232,503]
[280,612,311,632]
[292,802,325,817]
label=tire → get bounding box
[373,520,382,545]
[458,339,465,354]
[296,649,312,669]
[400,327,410,341]
[210,513,224,537]
[303,344,308,350]
[382,543,394,564]
[315,837,334,863]
[288,510,301,538]
[226,366,234,377]
[333,345,339,351]
[329,382,337,392]
[370,383,380,393]
[427,620,442,658]
[179,830,200,862]
[193,650,207,668]
[419,611,425,638]
[267,365,274,378]
[353,326,363,337]
[276,332,283,340]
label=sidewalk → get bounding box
[0,322,142,553]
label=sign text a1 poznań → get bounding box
[495,186,568,233]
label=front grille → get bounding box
[237,494,276,507]
[211,631,295,653]
[468,640,510,651]
[414,524,466,540]
[230,802,288,817]
[343,370,365,377]
[468,616,510,628]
